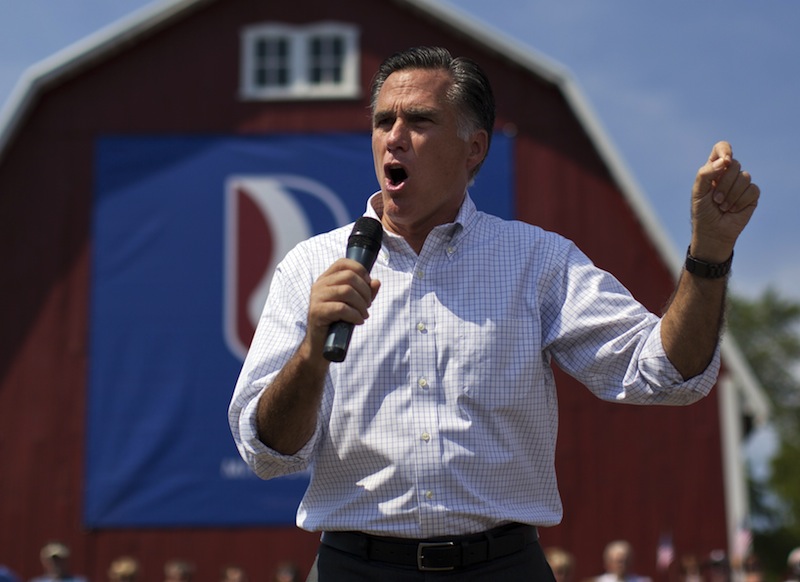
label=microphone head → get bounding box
[348,216,383,252]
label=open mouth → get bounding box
[386,165,408,186]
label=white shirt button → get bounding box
[418,377,428,389]
[416,322,426,332]
[425,490,434,500]
[421,432,430,442]
[415,269,424,279]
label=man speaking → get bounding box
[229,46,760,581]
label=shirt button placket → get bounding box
[409,255,439,524]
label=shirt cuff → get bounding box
[238,389,319,479]
[638,319,720,400]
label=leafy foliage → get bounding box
[728,289,800,578]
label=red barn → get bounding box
[0,0,769,579]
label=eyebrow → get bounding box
[372,106,440,126]
[372,110,394,126]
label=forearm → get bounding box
[661,268,728,380]
[256,336,330,455]
[254,252,380,455]
[660,139,760,380]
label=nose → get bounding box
[386,119,408,151]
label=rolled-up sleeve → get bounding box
[629,318,720,404]
[545,243,720,406]
[230,381,320,478]
[227,243,324,479]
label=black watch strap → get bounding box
[684,246,733,279]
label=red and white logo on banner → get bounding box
[224,175,350,360]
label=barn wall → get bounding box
[0,0,728,579]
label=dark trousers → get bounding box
[306,537,556,581]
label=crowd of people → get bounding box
[0,543,301,582]
[542,541,800,582]
[2,539,800,582]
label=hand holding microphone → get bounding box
[322,217,383,362]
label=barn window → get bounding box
[241,22,360,100]
[253,36,291,88]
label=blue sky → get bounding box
[1,0,798,305]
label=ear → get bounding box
[466,129,489,173]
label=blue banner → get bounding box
[86,133,513,527]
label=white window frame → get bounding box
[240,22,360,100]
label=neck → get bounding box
[370,193,463,255]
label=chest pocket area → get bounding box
[452,317,541,409]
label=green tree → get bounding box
[728,288,800,578]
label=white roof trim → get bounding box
[718,374,749,558]
[0,0,769,424]
[721,335,771,424]
[0,0,209,161]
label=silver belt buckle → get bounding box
[417,541,456,571]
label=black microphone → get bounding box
[322,216,383,362]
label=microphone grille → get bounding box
[348,217,383,251]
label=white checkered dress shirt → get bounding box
[229,192,719,538]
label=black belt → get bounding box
[321,522,538,572]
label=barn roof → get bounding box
[0,0,770,425]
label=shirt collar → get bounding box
[363,190,478,244]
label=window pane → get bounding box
[254,36,291,88]
[255,39,267,58]
[308,34,344,85]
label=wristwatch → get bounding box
[684,246,733,279]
